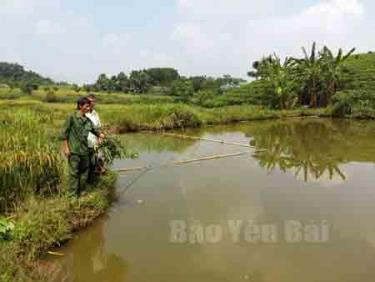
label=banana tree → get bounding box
[255,55,298,109]
[293,42,323,108]
[320,46,356,106]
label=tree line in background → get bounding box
[80,68,246,102]
[0,63,54,95]
[0,42,366,112]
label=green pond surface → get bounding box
[55,118,375,282]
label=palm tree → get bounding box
[247,61,261,79]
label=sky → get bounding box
[1,0,374,84]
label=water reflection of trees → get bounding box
[120,133,195,153]
[245,119,375,181]
[121,119,375,181]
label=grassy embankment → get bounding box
[0,105,118,281]
[334,52,375,118]
[0,87,328,130]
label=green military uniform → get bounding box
[59,112,100,197]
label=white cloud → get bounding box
[245,0,364,56]
[177,0,274,19]
[173,23,214,55]
[0,49,24,65]
[102,32,131,46]
[219,33,233,42]
[177,0,194,10]
[149,52,173,67]
[302,0,363,30]
[309,0,363,16]
[139,49,151,58]
[102,33,120,47]
[0,0,61,16]
[0,0,370,83]
[173,0,365,77]
[138,49,173,67]
[35,19,63,36]
[101,32,131,58]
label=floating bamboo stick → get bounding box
[116,132,258,173]
[117,166,149,172]
[116,151,248,172]
[47,251,64,257]
[161,132,253,148]
[171,151,247,165]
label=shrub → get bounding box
[331,91,353,117]
[167,105,202,128]
[0,217,14,241]
[44,90,58,103]
[11,198,71,261]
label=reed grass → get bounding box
[0,110,63,212]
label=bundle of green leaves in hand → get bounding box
[0,217,14,241]
[97,135,138,166]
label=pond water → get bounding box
[54,118,375,282]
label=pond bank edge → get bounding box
[0,171,118,282]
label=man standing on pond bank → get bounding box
[60,97,105,198]
[86,94,104,182]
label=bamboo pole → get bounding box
[116,151,248,172]
[161,132,253,148]
[117,166,149,172]
[47,251,64,257]
[171,151,247,165]
[117,132,258,172]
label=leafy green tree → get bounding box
[83,84,94,92]
[95,73,110,91]
[171,79,194,102]
[248,59,272,80]
[319,46,355,106]
[292,42,323,108]
[188,76,225,94]
[72,84,81,93]
[129,70,153,93]
[248,55,298,109]
[216,75,245,94]
[146,68,179,86]
[117,72,130,93]
[189,76,207,92]
[247,61,260,79]
[20,82,38,95]
[192,90,215,105]
[108,75,119,93]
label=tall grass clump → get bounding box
[0,110,63,212]
[101,104,202,132]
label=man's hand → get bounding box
[99,133,105,143]
[64,147,71,158]
[63,140,71,158]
